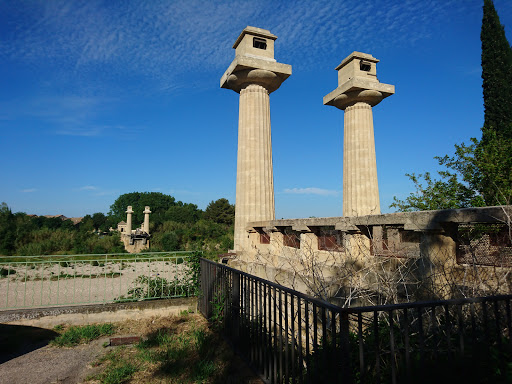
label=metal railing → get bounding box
[0,251,198,310]
[199,258,512,384]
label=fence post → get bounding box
[232,269,241,347]
[340,311,352,384]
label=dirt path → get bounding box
[0,338,107,384]
[0,315,263,384]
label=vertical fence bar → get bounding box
[305,301,310,383]
[403,308,411,381]
[444,305,452,363]
[417,306,425,377]
[297,297,303,384]
[284,291,289,383]
[389,310,396,384]
[274,286,278,384]
[340,310,352,384]
[291,294,296,384]
[321,306,327,383]
[358,312,365,382]
[374,310,381,384]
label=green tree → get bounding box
[91,212,107,231]
[0,202,16,255]
[109,192,177,227]
[164,202,202,223]
[480,0,512,142]
[392,1,512,211]
[204,198,235,225]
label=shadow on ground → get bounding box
[0,324,58,364]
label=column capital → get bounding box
[221,26,291,94]
[126,206,134,214]
[221,57,291,94]
[324,51,394,111]
[143,206,151,214]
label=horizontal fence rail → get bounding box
[0,251,198,310]
[199,258,512,384]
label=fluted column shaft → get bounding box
[343,102,380,216]
[234,84,275,251]
[143,206,151,234]
[126,206,134,235]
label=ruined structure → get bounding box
[324,52,394,217]
[242,206,512,303]
[221,26,291,253]
[220,28,512,303]
[120,206,151,253]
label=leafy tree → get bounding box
[164,203,202,223]
[392,1,512,211]
[91,212,107,231]
[109,192,176,227]
[204,198,235,225]
[480,0,512,142]
[0,202,15,255]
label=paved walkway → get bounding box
[0,338,106,384]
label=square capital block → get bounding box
[336,51,379,86]
[233,26,277,62]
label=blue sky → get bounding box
[1,0,511,219]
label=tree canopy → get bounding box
[204,198,235,225]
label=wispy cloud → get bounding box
[283,187,338,196]
[21,188,37,193]
[78,185,97,191]
[0,0,477,88]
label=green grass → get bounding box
[85,313,259,384]
[51,323,115,347]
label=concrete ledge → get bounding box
[0,297,197,328]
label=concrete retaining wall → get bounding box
[0,297,197,328]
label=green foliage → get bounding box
[0,202,16,255]
[109,192,177,227]
[164,202,202,223]
[94,348,139,384]
[0,267,16,277]
[481,0,512,141]
[118,274,194,301]
[390,171,483,212]
[134,314,218,381]
[51,323,115,347]
[204,198,235,225]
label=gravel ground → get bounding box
[0,261,191,309]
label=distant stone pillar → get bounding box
[324,52,394,217]
[221,26,291,252]
[143,206,151,234]
[126,206,134,235]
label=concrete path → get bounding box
[0,338,107,384]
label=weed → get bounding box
[0,267,16,277]
[53,324,64,332]
[95,348,138,384]
[51,323,115,347]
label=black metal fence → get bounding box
[199,258,512,384]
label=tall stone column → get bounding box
[126,206,134,235]
[221,26,291,252]
[143,206,151,234]
[324,52,394,217]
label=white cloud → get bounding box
[21,188,37,193]
[283,187,338,196]
[0,0,477,89]
[78,185,97,191]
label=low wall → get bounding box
[0,297,197,328]
[232,206,512,303]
